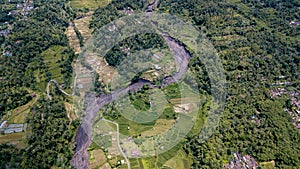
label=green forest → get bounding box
[0,0,79,168]
[0,0,299,168]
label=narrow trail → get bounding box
[101,118,131,169]
[46,74,77,100]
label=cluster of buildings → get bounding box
[270,87,289,98]
[0,22,12,39]
[0,29,10,37]
[2,50,12,57]
[270,87,300,132]
[225,152,259,169]
[285,93,300,132]
[1,0,35,55]
[7,0,34,16]
[0,121,27,134]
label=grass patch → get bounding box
[129,159,141,169]
[115,116,154,137]
[93,134,112,148]
[188,99,209,136]
[70,0,111,10]
[90,141,102,150]
[260,161,276,169]
[137,158,145,169]
[163,148,193,169]
[0,132,26,148]
[7,96,38,124]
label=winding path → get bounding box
[101,118,131,169]
[46,74,77,100]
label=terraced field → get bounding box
[74,16,93,43]
[66,23,81,54]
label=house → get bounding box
[8,10,19,16]
[3,123,27,134]
[26,6,34,11]
[123,7,134,15]
[155,65,161,70]
[290,21,300,26]
[3,51,12,57]
[108,24,116,32]
[4,128,23,134]
[8,124,23,128]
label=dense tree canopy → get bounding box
[0,0,78,168]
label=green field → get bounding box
[93,134,112,148]
[130,158,145,169]
[260,161,276,169]
[0,132,27,148]
[7,96,38,124]
[115,116,155,136]
[163,148,193,169]
[141,143,183,168]
[70,0,111,10]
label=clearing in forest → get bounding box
[70,0,111,10]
